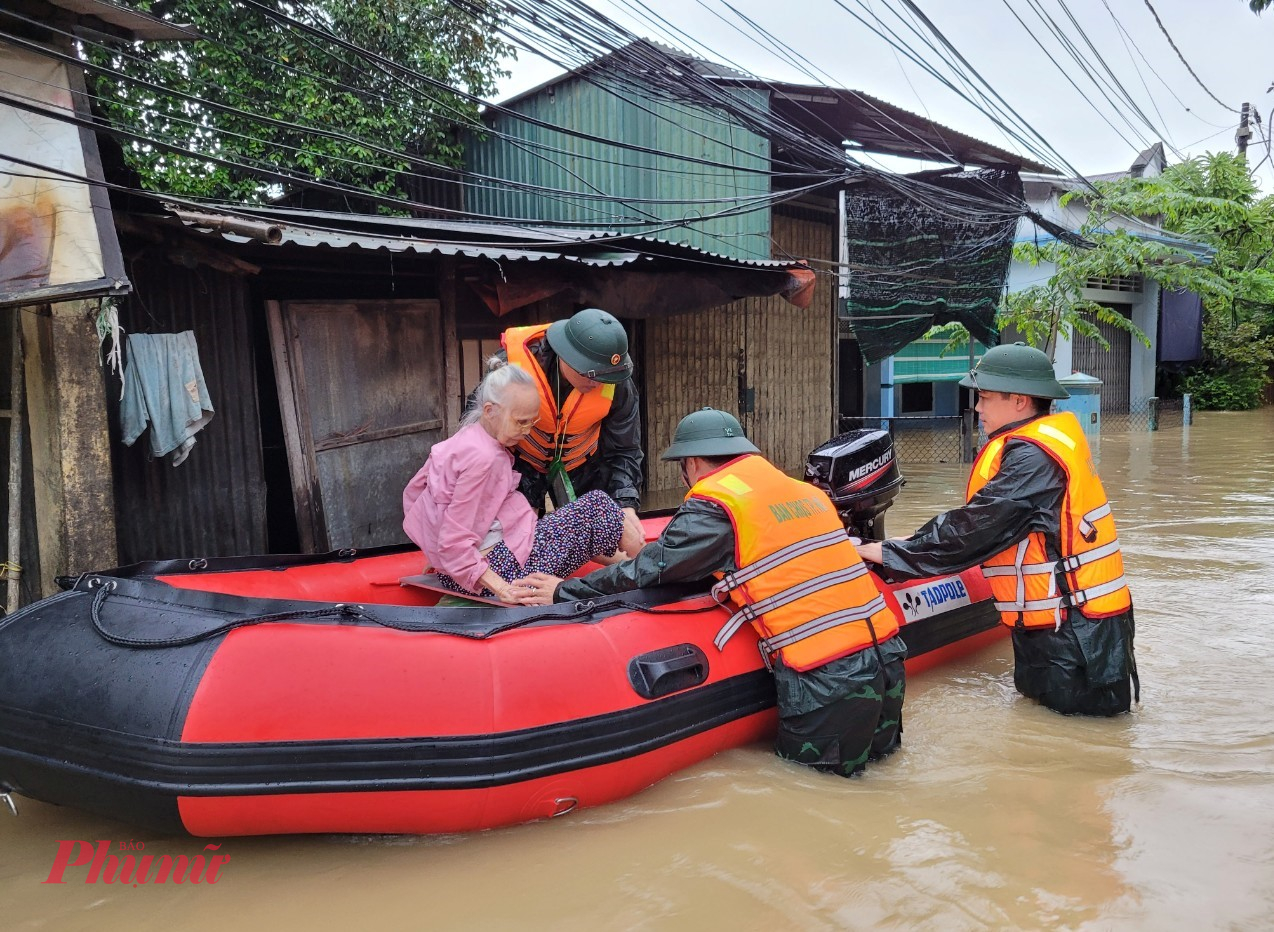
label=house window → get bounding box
[899,382,933,414]
[1085,274,1143,293]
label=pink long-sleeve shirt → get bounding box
[402,423,538,591]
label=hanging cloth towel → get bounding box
[120,331,215,466]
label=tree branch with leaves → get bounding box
[1002,153,1274,409]
[85,0,513,205]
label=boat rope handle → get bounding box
[83,579,647,646]
[88,581,377,648]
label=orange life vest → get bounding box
[691,455,900,672]
[968,411,1131,629]
[503,325,616,474]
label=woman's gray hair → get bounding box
[459,357,536,428]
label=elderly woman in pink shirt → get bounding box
[403,361,642,603]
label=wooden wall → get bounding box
[643,209,837,509]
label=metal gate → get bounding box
[1071,303,1132,413]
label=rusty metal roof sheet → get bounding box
[168,206,808,270]
[42,0,195,42]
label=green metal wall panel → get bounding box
[893,339,987,383]
[464,80,771,260]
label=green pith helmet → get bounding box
[545,308,633,384]
[958,342,1069,399]
[661,407,760,461]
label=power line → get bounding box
[0,148,849,268]
[996,0,1155,159]
[0,86,845,237]
[3,0,1050,247]
[0,7,824,191]
[1098,0,1229,131]
[1139,0,1239,114]
[3,8,854,237]
[1047,0,1179,155]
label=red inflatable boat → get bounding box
[0,432,1002,837]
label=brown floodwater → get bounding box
[2,408,1273,931]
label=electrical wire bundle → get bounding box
[0,1,1046,249]
[2,0,1249,282]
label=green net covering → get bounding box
[843,168,1024,363]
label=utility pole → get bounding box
[1236,102,1252,157]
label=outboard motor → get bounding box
[805,429,905,541]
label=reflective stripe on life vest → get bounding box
[757,594,890,671]
[691,455,899,672]
[711,563,871,651]
[709,528,850,601]
[503,324,615,474]
[968,411,1131,629]
[1078,503,1110,541]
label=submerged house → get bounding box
[1007,143,1211,415]
[860,143,1212,423]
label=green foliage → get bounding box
[998,234,1152,358]
[1180,318,1273,409]
[84,0,512,204]
[1006,152,1274,410]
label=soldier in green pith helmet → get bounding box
[858,343,1139,716]
[513,408,907,778]
[488,309,642,529]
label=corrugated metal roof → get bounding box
[169,206,806,270]
[726,79,1054,174]
[45,0,195,41]
[494,41,1054,174]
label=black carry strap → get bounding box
[83,577,712,649]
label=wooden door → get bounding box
[267,299,452,552]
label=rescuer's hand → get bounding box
[510,572,563,605]
[620,508,646,557]
[856,541,884,564]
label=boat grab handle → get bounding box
[628,644,709,700]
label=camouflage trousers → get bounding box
[1011,606,1137,716]
[772,634,908,777]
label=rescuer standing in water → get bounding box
[857,343,1138,716]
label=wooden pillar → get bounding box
[21,300,117,595]
[438,257,462,433]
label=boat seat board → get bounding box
[399,574,503,607]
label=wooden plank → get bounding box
[400,573,504,606]
[313,418,444,453]
[7,311,24,613]
[21,300,117,594]
[277,299,446,550]
[439,258,462,434]
[266,300,323,552]
[462,340,481,398]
